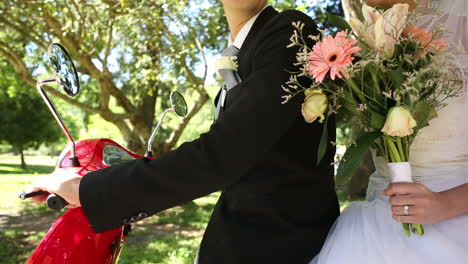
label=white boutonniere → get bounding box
[216,56,238,72]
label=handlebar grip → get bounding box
[46,193,69,210]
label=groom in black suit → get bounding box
[29,1,340,263]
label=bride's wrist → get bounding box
[439,184,468,220]
[438,191,458,221]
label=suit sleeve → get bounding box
[79,11,320,233]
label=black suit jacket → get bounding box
[80,7,339,264]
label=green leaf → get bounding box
[317,117,329,166]
[413,223,425,236]
[413,102,437,129]
[403,223,411,237]
[389,66,405,91]
[327,13,351,31]
[296,4,307,12]
[336,131,382,185]
[369,111,386,130]
[341,90,359,117]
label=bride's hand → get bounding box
[382,183,451,224]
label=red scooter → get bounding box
[19,43,188,264]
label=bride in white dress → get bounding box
[311,0,468,263]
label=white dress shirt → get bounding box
[228,5,270,49]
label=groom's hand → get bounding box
[383,183,451,224]
[26,168,82,208]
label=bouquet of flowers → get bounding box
[283,3,464,236]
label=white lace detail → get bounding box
[431,0,468,16]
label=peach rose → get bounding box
[381,106,417,137]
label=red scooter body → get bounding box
[26,138,143,264]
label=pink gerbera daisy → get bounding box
[308,31,361,83]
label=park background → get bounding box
[0,0,371,263]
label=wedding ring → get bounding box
[403,205,410,216]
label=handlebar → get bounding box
[46,193,69,210]
[18,190,69,210]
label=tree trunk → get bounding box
[19,147,26,169]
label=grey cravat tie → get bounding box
[215,45,241,120]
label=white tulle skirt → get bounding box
[310,197,468,264]
[310,163,468,264]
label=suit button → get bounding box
[130,215,139,222]
[122,218,131,225]
[138,212,148,219]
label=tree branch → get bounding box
[42,85,100,114]
[0,16,48,50]
[42,12,137,115]
[103,9,115,72]
[0,43,98,114]
[41,13,82,55]
[162,14,209,95]
[185,15,209,82]
[69,0,85,47]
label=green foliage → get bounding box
[336,131,381,185]
[317,117,329,165]
[0,60,62,154]
[369,110,386,130]
[327,13,351,31]
[413,101,437,130]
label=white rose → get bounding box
[301,89,328,123]
[216,56,238,71]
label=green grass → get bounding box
[119,233,200,264]
[0,154,56,213]
[0,230,35,264]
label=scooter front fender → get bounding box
[26,207,125,264]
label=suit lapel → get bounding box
[237,6,278,77]
[214,6,278,106]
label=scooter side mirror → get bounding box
[145,91,188,157]
[48,43,80,97]
[23,43,81,210]
[170,91,188,117]
[36,43,80,166]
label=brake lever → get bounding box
[18,190,69,210]
[18,190,45,200]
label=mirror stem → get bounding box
[145,108,175,157]
[37,79,80,167]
